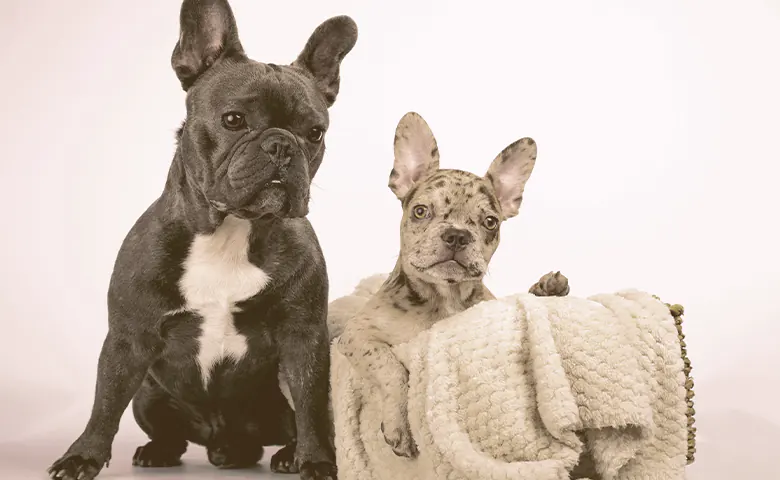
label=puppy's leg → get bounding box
[337,326,418,459]
[277,314,336,480]
[131,376,189,468]
[48,328,161,480]
[529,271,570,297]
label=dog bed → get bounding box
[328,275,696,480]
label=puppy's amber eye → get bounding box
[307,127,325,143]
[221,112,246,130]
[412,205,428,219]
[483,216,499,230]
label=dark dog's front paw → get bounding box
[529,271,570,297]
[207,443,263,469]
[299,461,337,480]
[132,440,186,468]
[47,454,103,480]
[270,442,299,474]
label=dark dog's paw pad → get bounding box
[207,444,263,469]
[299,461,337,480]
[529,271,570,297]
[132,441,184,468]
[270,443,299,474]
[47,454,101,480]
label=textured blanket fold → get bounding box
[329,276,689,480]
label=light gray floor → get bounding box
[1,438,290,480]
[1,431,777,480]
[2,402,778,479]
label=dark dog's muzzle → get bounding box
[214,128,311,219]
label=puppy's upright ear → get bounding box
[171,0,246,91]
[389,112,441,200]
[292,16,358,106]
[485,138,538,219]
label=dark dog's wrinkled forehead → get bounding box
[171,0,357,113]
[403,169,501,220]
[186,60,329,130]
[168,0,357,221]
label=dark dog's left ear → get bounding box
[292,16,358,106]
[171,0,246,91]
[485,138,538,219]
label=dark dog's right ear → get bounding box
[292,16,358,107]
[171,0,246,91]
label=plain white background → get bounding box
[1,0,779,478]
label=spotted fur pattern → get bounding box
[337,112,569,458]
[400,169,505,284]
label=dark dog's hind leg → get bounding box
[271,406,300,473]
[131,378,189,468]
[206,441,264,469]
[271,439,299,474]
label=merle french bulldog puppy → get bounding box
[336,112,569,459]
[47,1,357,479]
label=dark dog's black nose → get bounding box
[441,228,474,251]
[261,136,292,166]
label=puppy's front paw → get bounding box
[380,418,418,459]
[47,452,106,480]
[299,461,337,480]
[529,271,570,297]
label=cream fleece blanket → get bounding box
[328,275,689,480]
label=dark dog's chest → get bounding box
[152,309,279,400]
[152,216,281,395]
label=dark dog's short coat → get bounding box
[47,1,357,479]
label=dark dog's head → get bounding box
[172,0,357,219]
[388,112,538,285]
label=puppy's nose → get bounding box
[261,136,292,166]
[441,228,474,251]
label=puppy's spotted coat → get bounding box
[337,112,570,458]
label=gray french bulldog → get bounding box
[47,1,357,479]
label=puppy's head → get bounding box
[389,112,538,285]
[172,0,357,219]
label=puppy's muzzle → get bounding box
[441,227,474,251]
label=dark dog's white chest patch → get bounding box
[176,215,270,387]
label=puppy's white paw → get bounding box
[380,409,418,458]
[529,271,570,297]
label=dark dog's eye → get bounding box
[412,205,429,219]
[221,112,246,130]
[307,127,325,143]
[483,216,499,230]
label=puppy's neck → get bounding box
[382,260,488,321]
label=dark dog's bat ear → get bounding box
[171,0,246,91]
[292,16,358,107]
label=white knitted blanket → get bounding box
[328,276,689,480]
